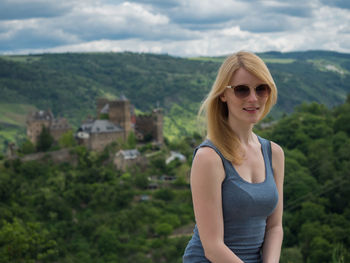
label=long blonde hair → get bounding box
[199,51,277,164]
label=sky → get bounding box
[0,0,350,57]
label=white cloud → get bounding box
[0,0,349,56]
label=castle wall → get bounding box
[135,115,154,138]
[26,110,72,145]
[50,118,71,141]
[135,108,163,143]
[50,129,70,142]
[16,148,77,165]
[27,120,50,144]
[89,130,124,151]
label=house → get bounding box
[114,149,147,171]
[166,151,186,165]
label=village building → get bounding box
[160,175,176,181]
[133,194,152,202]
[114,149,147,171]
[26,109,71,144]
[166,151,186,165]
[147,182,159,190]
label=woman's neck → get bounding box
[228,119,256,146]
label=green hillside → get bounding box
[0,51,350,151]
[1,98,350,263]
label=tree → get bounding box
[36,125,54,152]
[19,139,35,154]
[58,130,76,148]
[280,247,303,263]
[133,173,149,189]
[154,223,173,238]
[0,218,58,262]
[309,236,332,263]
[125,131,136,148]
[154,189,174,201]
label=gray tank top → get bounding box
[183,136,278,263]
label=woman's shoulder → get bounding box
[257,135,284,157]
[269,140,285,178]
[194,144,222,165]
[270,141,284,159]
[194,139,222,160]
[192,143,226,182]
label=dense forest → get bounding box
[1,96,350,263]
[1,51,350,151]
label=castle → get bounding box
[27,97,163,152]
[26,110,71,145]
[75,97,163,151]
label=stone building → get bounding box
[76,119,124,152]
[96,97,132,138]
[26,110,71,144]
[135,108,163,144]
[76,97,163,151]
[114,149,147,171]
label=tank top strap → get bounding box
[257,136,273,171]
[193,139,226,161]
[193,139,234,181]
[193,137,273,178]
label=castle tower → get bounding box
[152,108,163,144]
[96,97,132,139]
[26,109,71,145]
[26,110,54,144]
[96,98,110,117]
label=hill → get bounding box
[1,98,350,263]
[0,50,350,151]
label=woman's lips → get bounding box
[243,107,259,112]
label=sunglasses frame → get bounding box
[225,84,271,99]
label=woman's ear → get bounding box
[220,93,227,102]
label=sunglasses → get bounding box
[226,84,271,99]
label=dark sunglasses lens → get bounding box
[234,85,250,98]
[256,84,270,97]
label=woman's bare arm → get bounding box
[262,141,285,263]
[191,147,244,263]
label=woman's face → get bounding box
[220,67,269,126]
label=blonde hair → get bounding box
[199,51,277,164]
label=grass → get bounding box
[0,103,37,127]
[0,55,42,63]
[99,92,119,100]
[307,59,348,75]
[0,103,36,152]
[188,56,297,64]
[263,58,295,64]
[163,103,205,141]
[0,126,26,153]
[187,56,225,63]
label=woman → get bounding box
[183,51,284,263]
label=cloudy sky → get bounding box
[0,0,349,56]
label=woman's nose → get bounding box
[247,88,258,101]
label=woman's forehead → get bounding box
[229,68,264,85]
